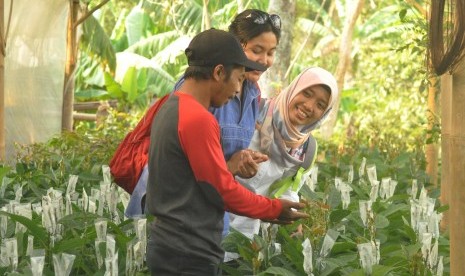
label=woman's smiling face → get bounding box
[242,31,278,82]
[288,85,331,127]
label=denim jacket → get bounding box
[211,80,260,159]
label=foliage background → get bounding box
[75,0,432,169]
[0,0,448,275]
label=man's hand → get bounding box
[227,149,268,179]
[263,199,309,225]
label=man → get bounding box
[145,29,309,275]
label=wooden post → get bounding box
[425,75,439,185]
[439,73,452,232]
[449,58,465,276]
[62,0,79,131]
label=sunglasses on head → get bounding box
[246,13,281,30]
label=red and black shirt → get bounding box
[146,92,282,263]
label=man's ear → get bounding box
[213,64,224,81]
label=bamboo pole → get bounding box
[73,100,117,111]
[425,76,439,185]
[449,58,465,276]
[62,0,79,131]
[62,0,110,131]
[73,112,96,121]
[439,73,452,232]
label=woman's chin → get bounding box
[246,71,263,82]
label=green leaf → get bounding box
[347,268,366,276]
[258,267,296,276]
[81,15,116,72]
[375,231,388,244]
[15,163,27,174]
[0,166,11,180]
[348,264,397,276]
[327,186,342,209]
[58,212,100,231]
[402,244,422,258]
[108,220,135,245]
[126,4,145,46]
[436,204,449,213]
[137,68,148,91]
[349,182,369,198]
[75,89,109,101]
[332,241,357,253]
[104,72,123,98]
[299,185,324,201]
[428,187,441,199]
[121,66,138,103]
[380,202,408,217]
[399,9,408,21]
[53,237,88,253]
[401,217,417,242]
[330,209,351,224]
[374,214,390,229]
[319,258,343,276]
[0,211,48,248]
[386,194,410,202]
[382,255,409,266]
[381,244,404,256]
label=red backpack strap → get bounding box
[109,94,170,193]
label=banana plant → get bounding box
[74,0,272,112]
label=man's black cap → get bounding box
[185,29,267,72]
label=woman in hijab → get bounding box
[225,66,339,261]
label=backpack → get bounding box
[109,94,170,194]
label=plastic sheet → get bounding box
[302,238,313,275]
[52,252,76,276]
[4,0,68,162]
[30,258,45,276]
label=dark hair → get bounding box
[228,9,281,46]
[184,66,215,80]
[184,64,241,81]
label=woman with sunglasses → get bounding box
[208,9,282,239]
[219,9,281,177]
[124,9,282,226]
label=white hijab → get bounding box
[260,67,339,150]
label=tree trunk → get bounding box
[440,73,452,232]
[202,0,210,31]
[258,0,295,98]
[321,0,364,138]
[425,75,439,185]
[449,58,465,276]
[62,0,80,131]
[0,0,4,161]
